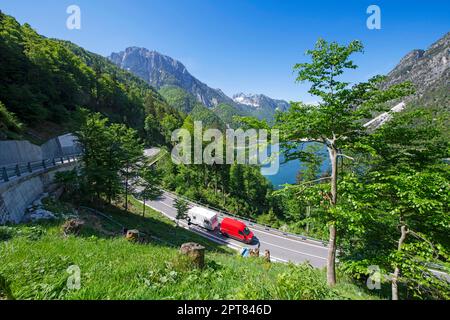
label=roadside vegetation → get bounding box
[0,197,380,300]
[0,11,448,300]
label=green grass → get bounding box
[0,198,381,300]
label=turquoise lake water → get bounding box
[262,144,330,189]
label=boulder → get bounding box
[264,249,271,263]
[180,242,205,269]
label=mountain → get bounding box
[0,12,182,144]
[109,47,234,108]
[108,47,290,121]
[233,93,289,111]
[383,32,449,108]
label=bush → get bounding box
[0,227,14,242]
[272,264,336,300]
[0,101,22,136]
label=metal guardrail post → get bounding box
[27,162,32,173]
[42,159,46,169]
[60,157,64,164]
[2,167,8,182]
[15,164,21,177]
[52,158,56,166]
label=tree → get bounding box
[137,166,162,217]
[75,110,119,204]
[273,39,414,285]
[75,109,144,208]
[339,107,450,299]
[174,198,190,227]
[113,124,144,212]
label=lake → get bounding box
[262,143,330,189]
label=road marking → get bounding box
[249,227,328,250]
[258,240,327,261]
[160,192,327,251]
[154,197,328,259]
[144,200,315,263]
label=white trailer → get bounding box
[187,206,219,231]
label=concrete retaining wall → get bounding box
[0,162,77,224]
[0,140,43,166]
[0,133,81,166]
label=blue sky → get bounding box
[0,0,448,103]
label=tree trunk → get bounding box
[143,198,146,217]
[327,146,338,286]
[124,164,129,213]
[392,224,408,300]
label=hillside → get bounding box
[0,197,380,300]
[0,12,182,144]
[109,47,234,109]
[109,47,290,122]
[383,32,449,108]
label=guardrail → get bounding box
[158,188,329,246]
[0,153,81,183]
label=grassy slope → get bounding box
[0,198,379,300]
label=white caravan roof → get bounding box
[188,206,218,219]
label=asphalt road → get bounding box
[146,190,329,267]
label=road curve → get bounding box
[145,191,329,268]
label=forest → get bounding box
[0,11,449,299]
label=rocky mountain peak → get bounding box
[384,32,449,106]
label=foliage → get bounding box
[71,110,144,205]
[212,103,250,128]
[338,107,450,299]
[0,100,22,137]
[0,12,182,144]
[174,198,190,223]
[0,199,378,300]
[159,86,199,114]
[137,166,162,216]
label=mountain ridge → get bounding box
[108,47,290,120]
[383,31,449,108]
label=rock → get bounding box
[29,209,56,222]
[180,242,205,269]
[264,249,271,263]
[62,219,84,236]
[125,229,140,242]
[382,32,450,107]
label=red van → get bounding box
[220,218,254,244]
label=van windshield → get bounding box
[243,227,250,236]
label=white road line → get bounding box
[145,199,326,263]
[258,239,327,261]
[249,227,328,250]
[160,192,327,251]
